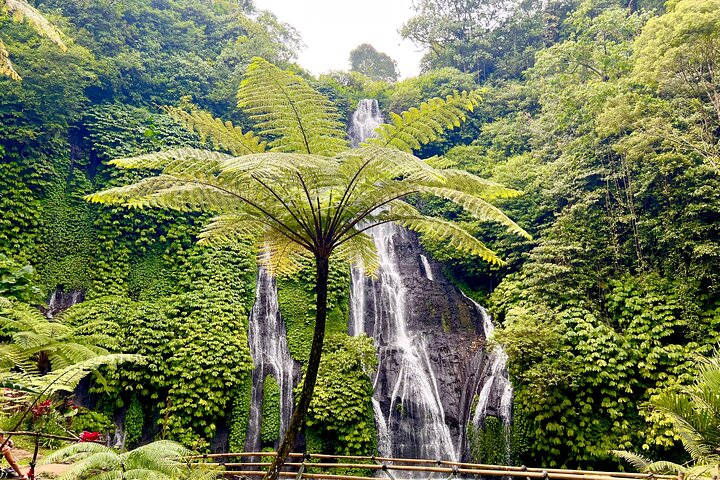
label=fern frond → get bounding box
[108,148,233,173]
[423,156,457,170]
[45,440,197,480]
[33,353,142,394]
[198,214,269,246]
[416,186,531,239]
[5,0,66,51]
[0,38,21,80]
[365,90,483,153]
[337,146,443,184]
[238,57,347,156]
[612,451,690,475]
[332,232,380,278]
[367,202,505,266]
[164,106,266,156]
[433,169,525,200]
[611,450,653,470]
[259,233,311,277]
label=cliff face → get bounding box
[350,223,503,461]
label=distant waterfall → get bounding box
[245,267,298,450]
[348,99,383,147]
[44,287,84,318]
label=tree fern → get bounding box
[87,58,529,480]
[365,90,483,152]
[42,440,217,480]
[613,352,720,479]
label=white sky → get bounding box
[252,0,425,79]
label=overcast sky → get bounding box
[252,0,425,78]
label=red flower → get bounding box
[31,399,53,418]
[79,431,101,442]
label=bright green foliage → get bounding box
[468,416,511,465]
[261,375,281,445]
[366,90,483,153]
[237,58,348,156]
[0,256,41,303]
[165,106,267,156]
[306,334,378,455]
[125,394,145,449]
[228,376,253,452]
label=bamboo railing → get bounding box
[189,452,680,480]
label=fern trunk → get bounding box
[264,255,329,480]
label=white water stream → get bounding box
[246,267,296,448]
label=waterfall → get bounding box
[347,98,514,463]
[348,99,383,147]
[245,267,298,450]
[469,301,513,464]
[44,287,84,318]
[353,224,458,460]
[420,254,434,281]
[470,305,513,427]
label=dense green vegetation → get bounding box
[1,0,718,475]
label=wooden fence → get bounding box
[190,452,682,480]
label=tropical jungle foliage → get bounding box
[0,0,719,476]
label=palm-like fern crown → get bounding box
[88,57,530,274]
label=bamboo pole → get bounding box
[217,470,659,480]
[208,462,666,480]
[0,431,79,442]
[189,452,674,480]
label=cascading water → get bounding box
[44,287,84,318]
[245,267,298,450]
[470,305,513,429]
[360,224,457,460]
[348,99,384,147]
[419,254,434,281]
[348,99,514,462]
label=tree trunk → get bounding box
[263,255,330,480]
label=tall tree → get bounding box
[349,43,399,82]
[400,0,546,80]
[86,57,530,479]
